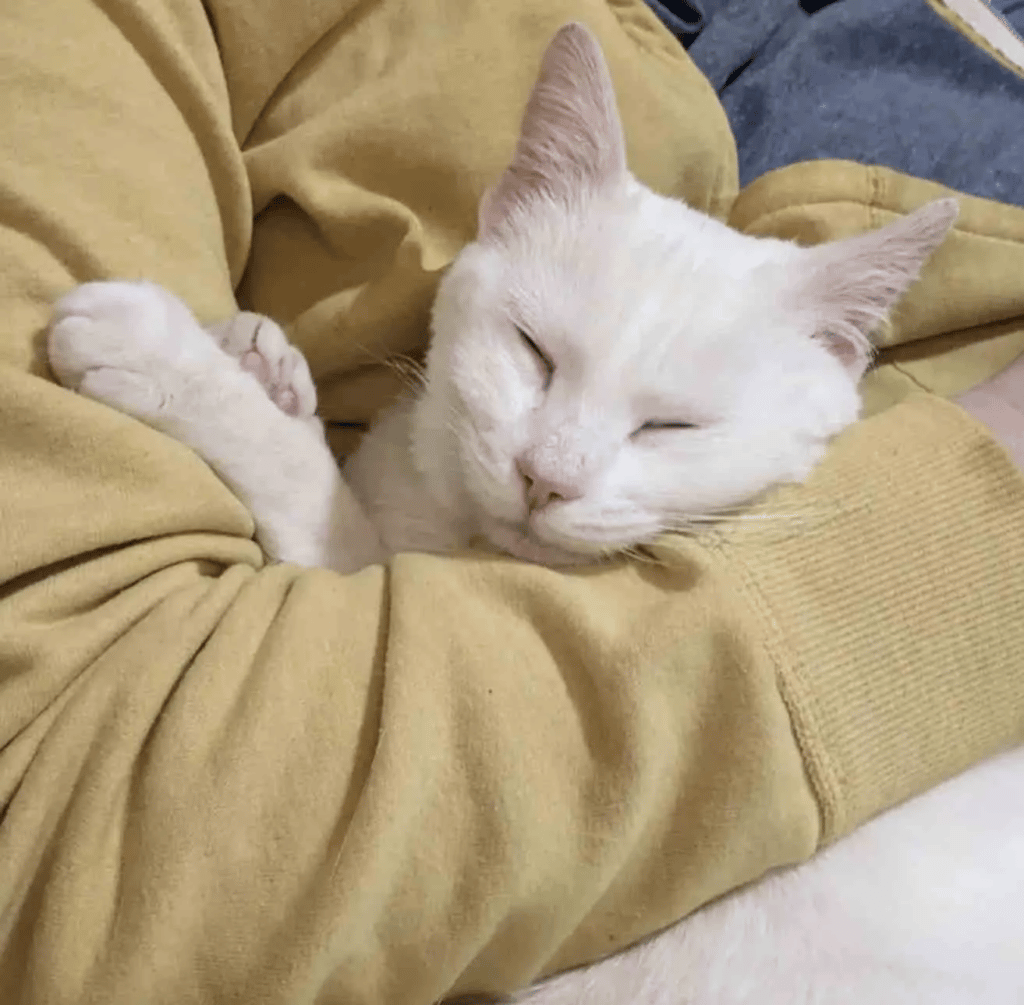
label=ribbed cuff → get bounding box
[716,393,1024,842]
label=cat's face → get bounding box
[417,24,957,565]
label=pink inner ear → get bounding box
[798,198,959,378]
[815,329,869,377]
[479,23,627,239]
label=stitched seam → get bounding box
[605,0,739,218]
[741,198,1024,246]
[605,0,693,67]
[710,538,841,845]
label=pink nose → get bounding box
[516,456,583,512]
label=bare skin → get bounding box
[956,352,1024,471]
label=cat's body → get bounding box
[46,22,1024,1005]
[520,744,1024,1005]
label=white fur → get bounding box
[45,21,1019,1005]
[519,745,1024,1005]
[48,281,383,572]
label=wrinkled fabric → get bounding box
[1,2,1023,1004]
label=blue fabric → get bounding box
[645,0,1024,205]
[644,0,705,40]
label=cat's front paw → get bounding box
[207,312,317,419]
[49,280,224,415]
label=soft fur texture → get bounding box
[517,745,1024,1005]
[45,21,1022,1005]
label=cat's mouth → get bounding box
[480,518,599,568]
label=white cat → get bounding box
[47,24,956,575]
[46,22,1023,1005]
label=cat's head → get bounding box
[416,23,957,565]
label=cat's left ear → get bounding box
[478,23,627,240]
[795,198,959,378]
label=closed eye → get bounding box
[632,420,699,437]
[516,326,554,388]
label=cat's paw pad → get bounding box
[49,280,222,406]
[208,312,317,419]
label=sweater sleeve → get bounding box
[695,393,1024,844]
[4,354,1024,1005]
[2,2,1023,1005]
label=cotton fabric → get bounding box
[1,2,1023,1003]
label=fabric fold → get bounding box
[1,1,1023,1003]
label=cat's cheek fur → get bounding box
[460,437,525,526]
[773,347,865,443]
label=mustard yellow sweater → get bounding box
[0,1,1022,1003]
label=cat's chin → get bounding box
[477,520,603,568]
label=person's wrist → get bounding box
[955,381,1024,471]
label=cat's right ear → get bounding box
[478,23,627,240]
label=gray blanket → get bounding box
[646,0,1024,205]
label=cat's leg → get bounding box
[48,281,383,573]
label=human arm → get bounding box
[956,352,1024,470]
[2,2,1024,1004]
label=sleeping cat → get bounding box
[46,22,1023,1005]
